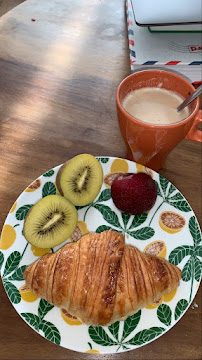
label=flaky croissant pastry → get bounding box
[24,230,181,326]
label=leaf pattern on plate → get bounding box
[168,193,184,201]
[93,204,122,229]
[193,256,202,282]
[167,200,192,212]
[122,213,131,229]
[129,213,148,229]
[38,299,54,320]
[96,189,111,202]
[124,327,165,345]
[1,158,201,354]
[182,257,193,282]
[167,183,176,197]
[149,174,192,226]
[159,175,169,196]
[121,310,141,342]
[174,299,189,321]
[21,300,60,344]
[43,169,54,177]
[7,265,26,281]
[95,225,119,234]
[3,251,21,277]
[42,182,56,197]
[189,216,201,246]
[195,245,202,257]
[169,246,193,265]
[97,157,109,163]
[154,180,162,197]
[128,227,155,240]
[39,320,61,345]
[16,204,33,220]
[21,313,40,331]
[169,216,201,302]
[157,304,172,326]
[108,321,120,342]
[3,280,21,304]
[88,326,117,346]
[0,251,4,270]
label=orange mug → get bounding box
[116,69,201,171]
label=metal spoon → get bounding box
[177,84,202,112]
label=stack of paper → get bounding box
[126,0,202,83]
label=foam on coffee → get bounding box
[122,87,190,125]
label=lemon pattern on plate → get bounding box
[70,221,89,242]
[0,158,201,354]
[85,342,100,353]
[31,245,51,257]
[110,158,129,173]
[143,240,167,259]
[144,240,177,309]
[10,202,17,213]
[25,179,41,192]
[61,309,82,325]
[19,284,38,302]
[104,158,129,188]
[159,211,186,234]
[0,224,17,250]
[136,163,153,178]
[146,288,177,309]
[54,181,61,195]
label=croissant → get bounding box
[24,230,181,326]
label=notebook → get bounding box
[127,0,202,83]
[131,0,202,26]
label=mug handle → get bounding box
[185,110,202,142]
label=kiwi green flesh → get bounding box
[57,154,103,206]
[23,195,77,248]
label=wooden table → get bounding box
[0,1,201,359]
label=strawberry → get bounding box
[111,172,157,215]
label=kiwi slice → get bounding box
[56,154,103,206]
[23,195,77,248]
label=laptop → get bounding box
[131,0,202,26]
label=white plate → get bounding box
[0,157,201,354]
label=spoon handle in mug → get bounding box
[177,84,202,112]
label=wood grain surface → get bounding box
[0,0,25,17]
[0,1,201,359]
